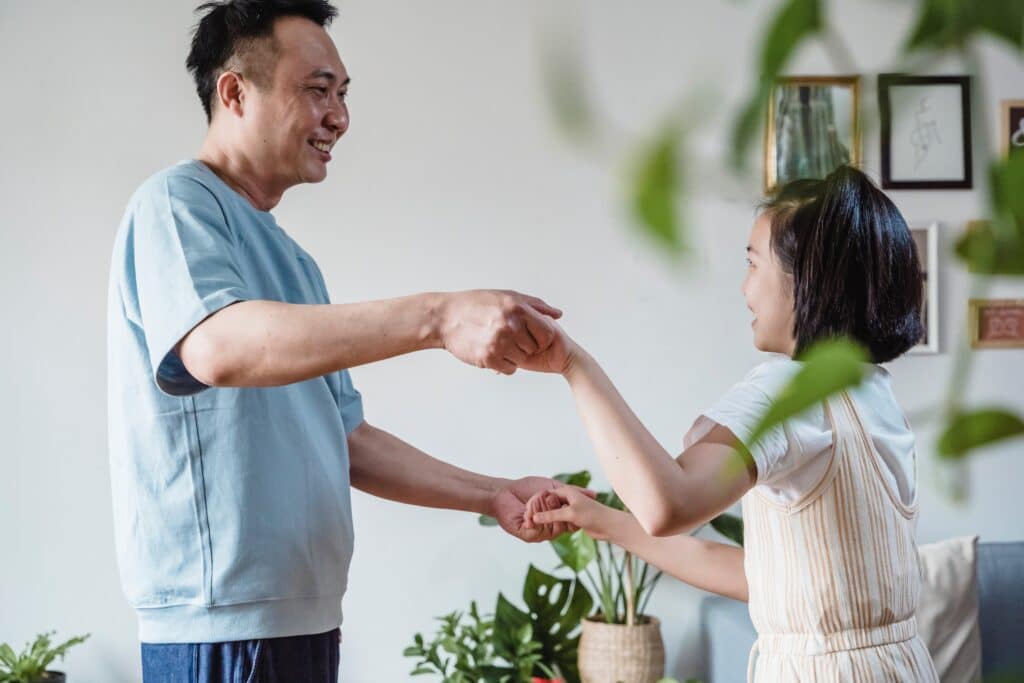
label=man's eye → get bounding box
[745,257,754,267]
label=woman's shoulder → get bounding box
[740,354,802,398]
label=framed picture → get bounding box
[764,76,861,192]
[969,299,1024,349]
[909,223,939,354]
[879,74,972,189]
[1001,99,1024,157]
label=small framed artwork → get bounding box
[1001,99,1024,157]
[969,299,1024,349]
[879,74,972,190]
[764,76,861,192]
[909,222,939,354]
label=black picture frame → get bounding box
[879,74,972,190]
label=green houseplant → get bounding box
[403,600,555,682]
[404,565,590,683]
[479,471,742,683]
[540,472,741,683]
[0,632,89,683]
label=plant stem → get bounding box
[625,552,636,626]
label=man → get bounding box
[107,1,576,680]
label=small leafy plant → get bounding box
[0,632,90,683]
[404,597,566,683]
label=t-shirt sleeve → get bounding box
[337,370,365,435]
[130,175,250,396]
[681,359,798,483]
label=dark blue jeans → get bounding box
[140,628,339,683]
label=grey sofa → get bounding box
[701,541,1024,681]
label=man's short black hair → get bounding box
[186,0,338,123]
[761,166,924,363]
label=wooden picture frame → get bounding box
[969,299,1024,349]
[1001,99,1024,158]
[879,74,972,190]
[764,75,861,193]
[909,222,939,354]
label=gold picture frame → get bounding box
[969,299,1024,349]
[1001,99,1024,157]
[764,76,862,193]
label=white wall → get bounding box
[1,2,1021,681]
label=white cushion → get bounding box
[916,536,982,683]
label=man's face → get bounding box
[238,16,349,188]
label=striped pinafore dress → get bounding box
[742,392,939,681]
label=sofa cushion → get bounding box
[916,536,982,682]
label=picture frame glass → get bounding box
[770,81,857,188]
[888,84,966,182]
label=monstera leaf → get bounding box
[493,565,592,683]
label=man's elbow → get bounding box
[177,326,233,387]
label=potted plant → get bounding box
[542,473,665,683]
[482,471,742,683]
[559,472,741,683]
[0,632,90,683]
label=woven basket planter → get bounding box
[577,615,665,683]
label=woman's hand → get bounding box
[523,486,619,541]
[517,324,581,376]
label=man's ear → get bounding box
[214,70,247,118]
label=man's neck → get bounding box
[197,140,283,212]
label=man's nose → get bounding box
[325,102,348,136]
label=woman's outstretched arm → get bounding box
[520,331,757,536]
[527,487,748,601]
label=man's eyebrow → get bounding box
[746,245,758,254]
[307,69,351,87]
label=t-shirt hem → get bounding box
[136,594,344,644]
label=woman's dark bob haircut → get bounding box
[761,165,924,364]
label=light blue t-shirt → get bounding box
[107,159,364,643]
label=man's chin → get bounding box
[299,167,329,184]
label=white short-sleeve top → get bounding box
[682,354,917,506]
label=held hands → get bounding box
[522,486,617,541]
[439,290,577,375]
[492,477,597,543]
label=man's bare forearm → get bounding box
[178,289,561,388]
[178,293,445,387]
[347,422,508,516]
